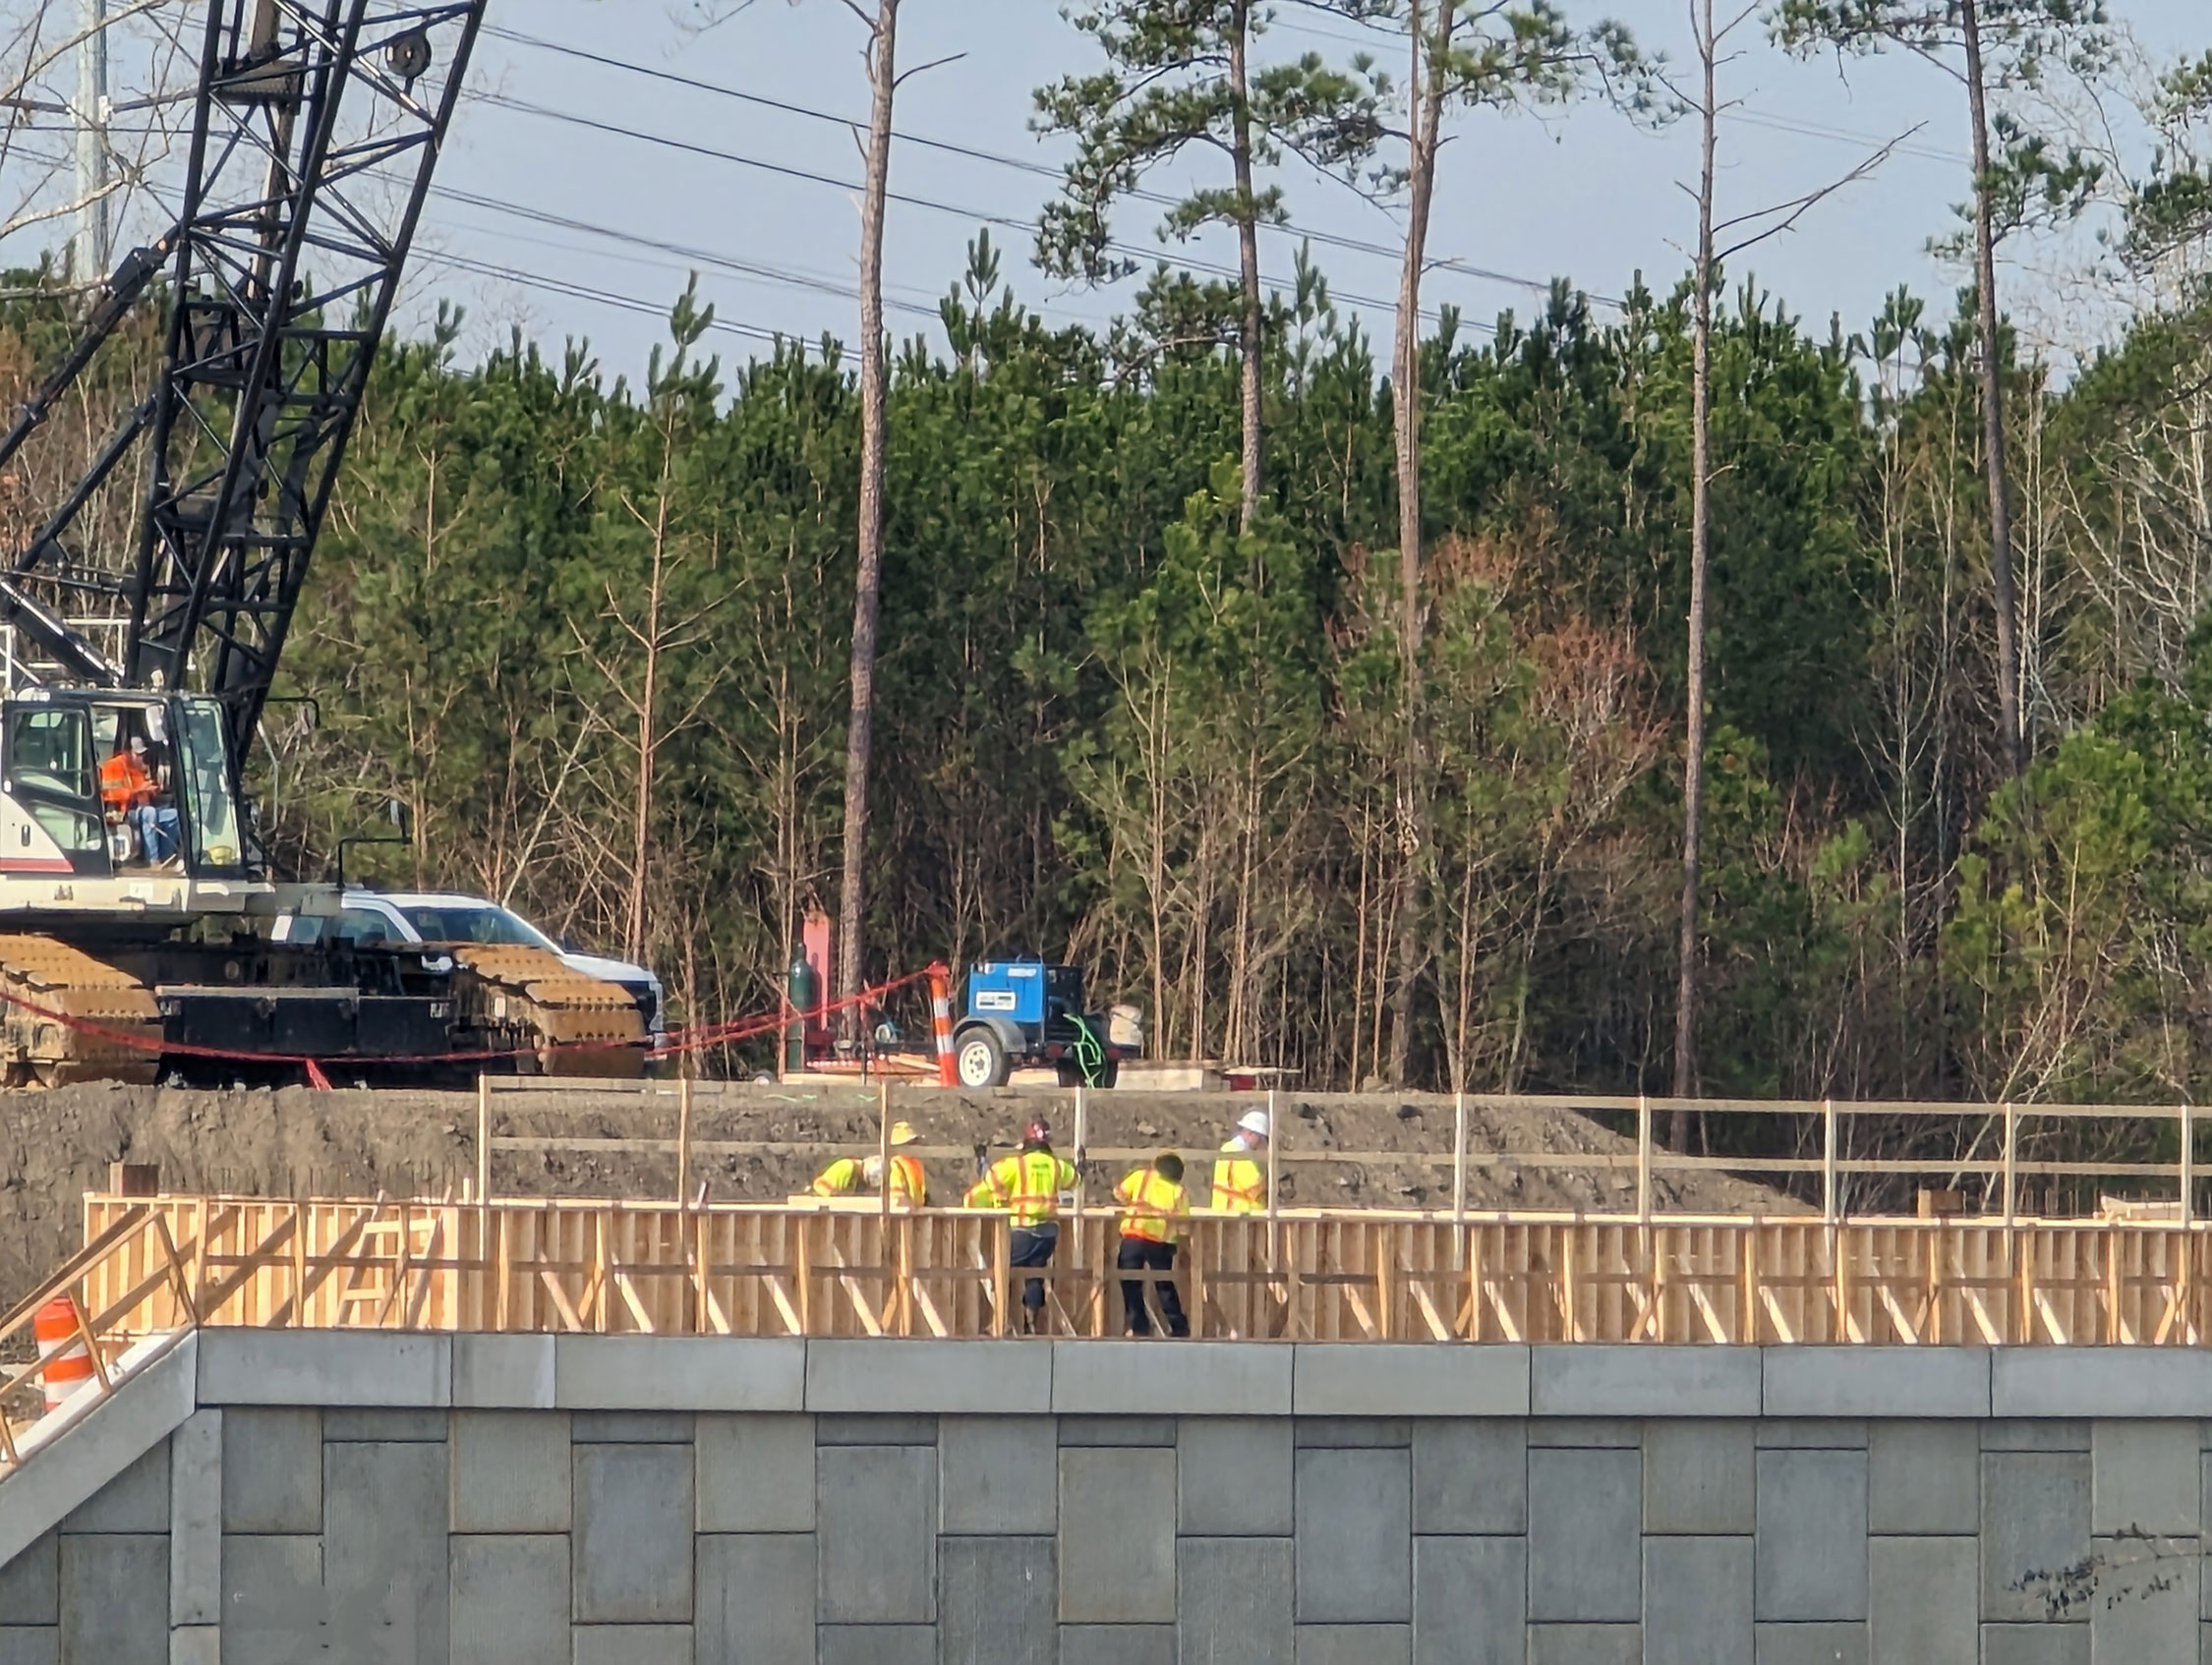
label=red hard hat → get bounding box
[1024,1119,1052,1145]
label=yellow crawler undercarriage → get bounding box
[444,945,647,1078]
[0,936,645,1085]
[0,937,162,1085]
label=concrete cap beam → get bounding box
[553,1338,804,1411]
[1992,1349,2212,1418]
[452,1336,553,1409]
[1293,1346,1530,1417]
[1764,1348,1991,1419]
[1532,1347,1761,1418]
[197,1330,447,1408]
[1052,1342,1292,1416]
[806,1341,1050,1414]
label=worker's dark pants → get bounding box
[1011,1226,1058,1321]
[1118,1235,1189,1338]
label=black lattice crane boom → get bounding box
[0,0,484,766]
[0,1,649,1087]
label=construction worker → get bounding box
[811,1121,927,1206]
[99,734,173,863]
[811,1152,868,1197]
[1114,1152,1190,1337]
[1211,1108,1270,1213]
[963,1118,1077,1331]
[885,1121,927,1209]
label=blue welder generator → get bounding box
[954,960,1135,1088]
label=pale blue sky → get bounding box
[401,0,2206,378]
[5,0,2205,375]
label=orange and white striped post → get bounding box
[928,962,958,1087]
[34,1296,92,1413]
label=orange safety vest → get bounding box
[1210,1140,1265,1214]
[964,1149,1076,1227]
[99,752,153,813]
[1115,1168,1187,1244]
[812,1157,867,1197]
[889,1153,927,1209]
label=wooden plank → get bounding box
[1410,1278,1451,1342]
[764,1278,804,1337]
[613,1267,657,1335]
[537,1269,586,1333]
[1877,1283,1921,1345]
[1480,1280,1524,1345]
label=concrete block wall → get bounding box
[10,1335,2212,1660]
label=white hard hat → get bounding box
[1237,1109,1271,1139]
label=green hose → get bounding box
[1070,1012,1106,1085]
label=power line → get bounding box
[465,87,1533,330]
[482,24,1058,184]
[480,24,1600,309]
[1274,11,1965,166]
[1729,108,1961,167]
[432,187,950,322]
[415,248,856,362]
[435,187,1133,340]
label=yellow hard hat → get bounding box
[889,1120,918,1147]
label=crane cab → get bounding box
[0,689,254,921]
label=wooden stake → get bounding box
[1452,1092,1469,1223]
[1636,1093,1652,1227]
[1452,1091,1468,1274]
[476,1074,492,1204]
[1072,1084,1087,1271]
[878,1079,893,1222]
[1822,1098,1837,1225]
[2002,1103,2017,1225]
[2182,1101,2193,1228]
[1266,1090,1280,1226]
[676,1076,693,1212]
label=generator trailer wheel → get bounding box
[957,1026,1010,1089]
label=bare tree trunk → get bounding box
[1350,802,1372,1086]
[1387,0,1452,1090]
[1960,0,2024,775]
[627,488,667,965]
[1673,0,1718,1145]
[836,0,901,1013]
[1228,0,1263,534]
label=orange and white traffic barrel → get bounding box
[34,1296,93,1413]
[928,962,958,1088]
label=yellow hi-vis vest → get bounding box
[964,1149,1077,1227]
[1114,1168,1188,1243]
[889,1153,928,1209]
[812,1157,867,1197]
[1211,1140,1264,1213]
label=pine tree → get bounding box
[1381,0,1614,1086]
[1774,0,2110,775]
[1034,0,1392,531]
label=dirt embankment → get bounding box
[0,1080,1800,1310]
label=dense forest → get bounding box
[229,239,2201,1108]
[3,4,2212,1115]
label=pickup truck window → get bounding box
[336,908,397,945]
[400,904,554,949]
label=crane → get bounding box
[0,0,644,1083]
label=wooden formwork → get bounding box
[73,1194,2212,1346]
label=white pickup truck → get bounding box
[281,889,668,1050]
